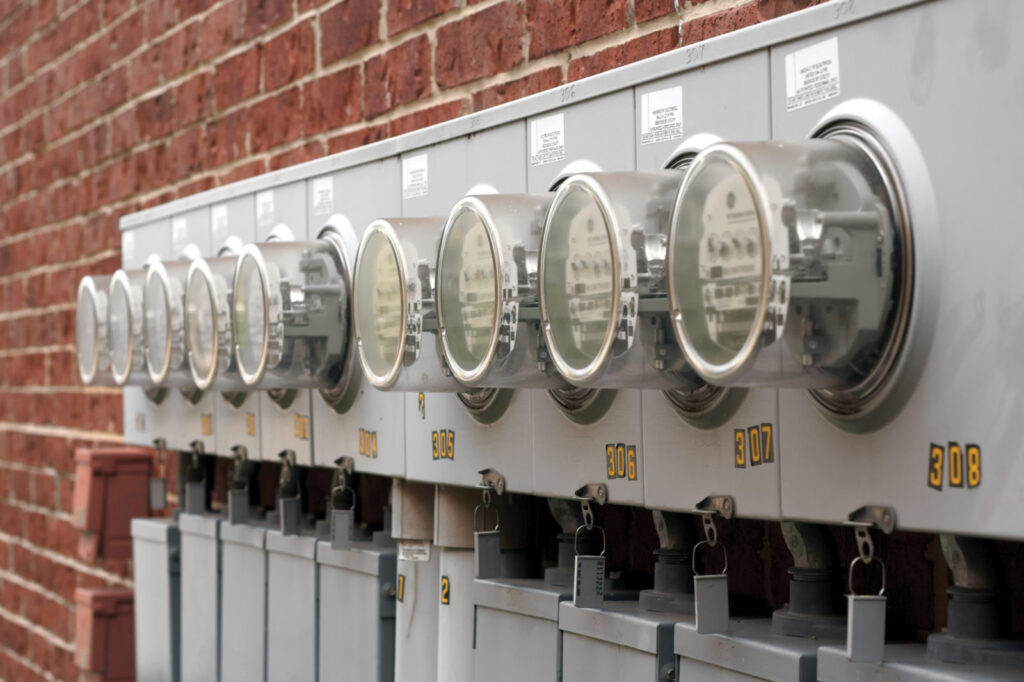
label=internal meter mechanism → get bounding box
[668,132,912,412]
[231,237,349,391]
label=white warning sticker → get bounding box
[402,154,429,200]
[256,190,275,227]
[312,177,334,215]
[398,541,431,562]
[640,86,683,146]
[122,231,135,262]
[530,113,566,167]
[785,37,840,112]
[171,217,187,253]
[211,204,228,244]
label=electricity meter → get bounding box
[668,134,912,408]
[108,266,153,388]
[435,194,563,388]
[144,257,200,393]
[231,236,349,390]
[76,275,114,385]
[537,172,685,388]
[353,218,459,392]
[185,240,245,393]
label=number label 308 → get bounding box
[928,442,981,490]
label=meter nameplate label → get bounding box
[256,190,275,227]
[402,154,428,199]
[123,232,135,262]
[398,541,431,562]
[784,37,840,111]
[640,86,683,145]
[211,204,228,244]
[530,114,565,167]
[313,177,334,215]
[171,217,187,253]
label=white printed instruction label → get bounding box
[402,154,429,200]
[785,37,840,111]
[256,190,275,227]
[211,204,228,244]
[530,114,565,167]
[398,541,431,562]
[640,86,683,145]
[171,217,187,253]
[122,231,135,262]
[312,177,334,215]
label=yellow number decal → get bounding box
[293,414,309,440]
[446,430,454,460]
[418,392,426,419]
[626,446,637,481]
[605,444,615,479]
[948,442,963,488]
[135,412,145,431]
[200,414,213,436]
[371,431,378,458]
[734,429,746,468]
[432,431,439,460]
[760,423,774,463]
[440,575,450,605]
[748,425,762,466]
[966,444,981,488]
[396,574,405,602]
[927,443,944,490]
[245,412,256,437]
[615,444,626,479]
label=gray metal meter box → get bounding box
[219,521,267,682]
[162,208,215,453]
[265,530,319,681]
[131,517,181,682]
[211,195,260,460]
[178,513,221,681]
[253,181,315,465]
[558,601,682,682]
[310,158,406,475]
[473,578,571,682]
[526,90,646,506]
[436,547,476,682]
[316,539,397,682]
[400,126,536,494]
[675,618,823,681]
[394,540,441,682]
[636,50,782,519]
[816,643,1024,682]
[121,222,173,449]
[772,0,1024,540]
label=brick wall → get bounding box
[0,0,820,678]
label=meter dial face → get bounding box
[232,251,268,383]
[75,280,101,383]
[185,264,219,388]
[108,274,137,385]
[144,271,172,381]
[670,152,766,376]
[437,206,499,380]
[354,229,404,384]
[541,182,616,375]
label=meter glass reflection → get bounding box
[108,272,140,385]
[671,153,765,370]
[436,207,498,376]
[541,183,615,373]
[186,268,217,384]
[76,282,99,381]
[232,252,267,381]
[143,273,171,379]
[354,230,403,381]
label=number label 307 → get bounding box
[734,424,774,468]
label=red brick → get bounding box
[135,92,174,141]
[389,99,465,137]
[326,123,388,154]
[681,0,825,46]
[321,0,379,65]
[303,66,361,135]
[199,0,244,61]
[101,0,133,25]
[363,35,431,119]
[172,71,213,128]
[205,109,248,166]
[145,0,178,40]
[214,48,261,111]
[568,27,678,81]
[218,158,267,184]
[269,140,326,171]
[167,127,204,181]
[108,9,145,62]
[177,174,217,198]
[387,0,453,36]
[263,19,315,92]
[526,0,628,59]
[472,66,563,111]
[245,0,292,37]
[248,86,303,152]
[135,142,169,193]
[635,0,677,23]
[435,2,522,89]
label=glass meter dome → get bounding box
[353,217,459,392]
[668,135,912,410]
[537,172,685,388]
[108,266,152,387]
[76,275,114,385]
[231,236,349,390]
[185,239,245,393]
[435,194,563,388]
[144,257,199,390]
